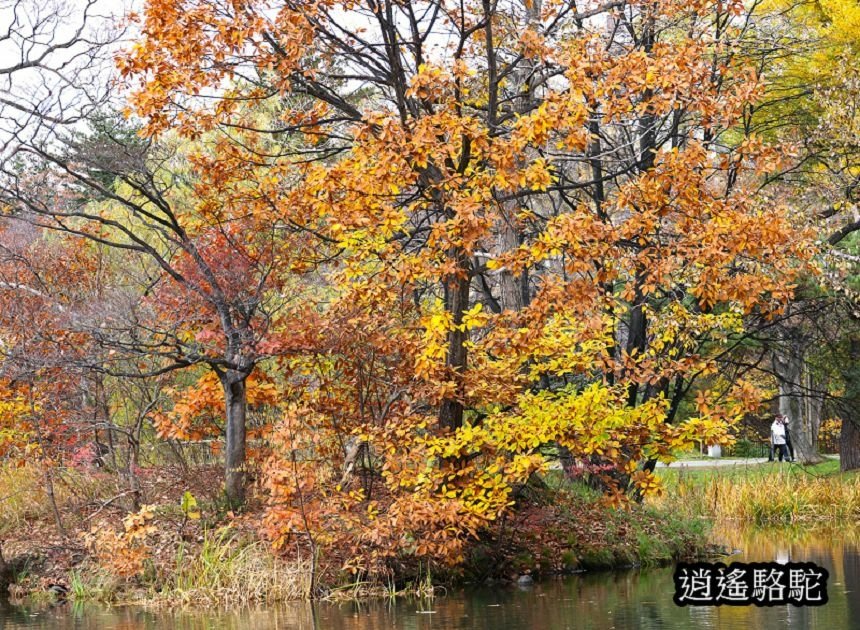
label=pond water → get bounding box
[2,525,858,629]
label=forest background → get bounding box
[0,0,858,602]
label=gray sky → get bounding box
[0,0,130,157]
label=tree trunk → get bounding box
[44,467,65,536]
[625,277,648,407]
[496,0,539,314]
[773,343,824,464]
[220,371,248,507]
[841,335,860,471]
[125,432,142,510]
[841,418,860,471]
[31,400,66,536]
[438,252,472,432]
[497,219,526,313]
[802,367,824,458]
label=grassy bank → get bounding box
[1,464,711,606]
[0,463,319,606]
[64,532,314,606]
[653,459,860,524]
[18,456,853,606]
[458,478,711,584]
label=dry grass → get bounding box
[656,464,860,524]
[0,465,56,535]
[324,565,439,602]
[0,464,118,536]
[158,528,313,605]
[2,465,313,606]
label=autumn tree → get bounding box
[0,2,153,519]
[0,110,324,506]
[796,59,860,469]
[0,220,116,533]
[111,0,821,571]
[0,0,326,506]
[740,0,860,466]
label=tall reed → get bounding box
[162,529,313,605]
[658,465,860,524]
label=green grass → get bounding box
[656,458,847,492]
[67,569,120,603]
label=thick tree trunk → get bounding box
[841,335,860,471]
[497,219,526,313]
[773,343,824,464]
[841,418,860,471]
[802,368,824,457]
[220,371,248,507]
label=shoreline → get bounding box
[4,459,857,607]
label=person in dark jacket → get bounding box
[783,416,795,462]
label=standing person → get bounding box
[768,435,775,462]
[783,415,795,462]
[771,415,788,462]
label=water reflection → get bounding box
[2,525,856,629]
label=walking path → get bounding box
[656,454,839,468]
[655,457,768,468]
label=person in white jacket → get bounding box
[770,415,789,462]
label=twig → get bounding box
[85,490,138,521]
